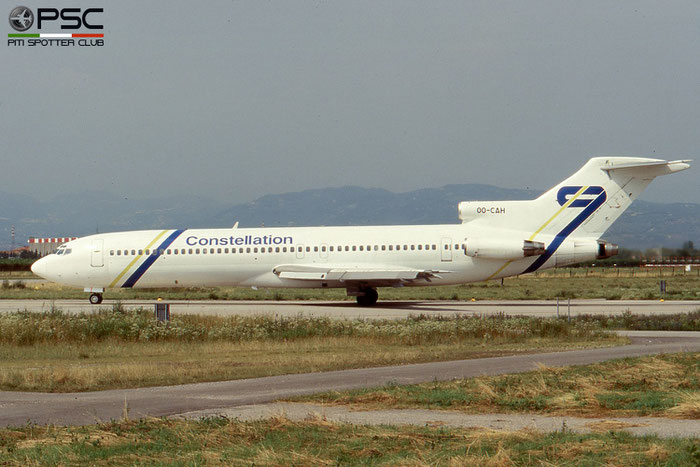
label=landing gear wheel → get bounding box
[89,293,103,305]
[356,288,378,307]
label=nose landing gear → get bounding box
[89,293,103,305]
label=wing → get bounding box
[272,263,446,287]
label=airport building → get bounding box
[28,237,78,256]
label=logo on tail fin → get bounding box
[557,186,606,208]
[523,186,607,274]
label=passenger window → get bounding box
[217,248,222,254]
[275,247,280,253]
[254,247,258,253]
[196,249,200,254]
[432,245,437,250]
[345,246,350,252]
[329,246,333,252]
[373,245,378,251]
[322,246,327,252]
[411,245,415,250]
[403,245,408,250]
[246,247,251,253]
[110,250,114,256]
[138,250,143,255]
[224,248,229,254]
[290,247,295,253]
[209,248,214,254]
[203,249,207,254]
[381,245,386,251]
[352,246,357,251]
[418,245,422,250]
[306,247,310,252]
[131,250,135,255]
[174,249,178,255]
[188,249,192,254]
[117,250,121,256]
[145,249,150,255]
[283,247,287,253]
[359,246,364,251]
[388,245,393,251]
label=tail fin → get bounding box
[459,157,690,239]
[536,157,690,238]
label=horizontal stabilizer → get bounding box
[600,159,691,174]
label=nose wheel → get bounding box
[89,293,103,305]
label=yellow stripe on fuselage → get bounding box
[108,230,170,288]
[484,186,589,281]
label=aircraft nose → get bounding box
[31,257,47,279]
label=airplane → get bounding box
[31,157,690,306]
[10,8,33,29]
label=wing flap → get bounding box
[273,264,444,283]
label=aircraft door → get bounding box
[91,239,104,267]
[296,244,305,259]
[441,237,452,262]
[319,243,329,261]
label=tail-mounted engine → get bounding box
[596,240,619,259]
[466,239,545,260]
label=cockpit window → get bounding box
[64,249,72,255]
[56,250,64,255]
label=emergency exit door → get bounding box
[91,239,104,267]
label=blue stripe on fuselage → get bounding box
[122,229,185,288]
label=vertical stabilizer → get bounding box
[460,157,690,239]
[535,157,690,238]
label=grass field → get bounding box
[0,309,622,392]
[2,266,700,301]
[0,415,698,465]
[299,353,700,420]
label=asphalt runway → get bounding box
[0,331,698,427]
[1,298,700,318]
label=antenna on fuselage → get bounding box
[232,222,239,229]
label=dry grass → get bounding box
[1,417,697,465]
[0,335,616,393]
[666,391,700,419]
[0,310,622,392]
[300,353,700,419]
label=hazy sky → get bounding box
[2,1,698,204]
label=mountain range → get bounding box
[1,185,698,251]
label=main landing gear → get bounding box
[355,288,378,307]
[89,293,103,305]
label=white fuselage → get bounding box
[32,223,576,290]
